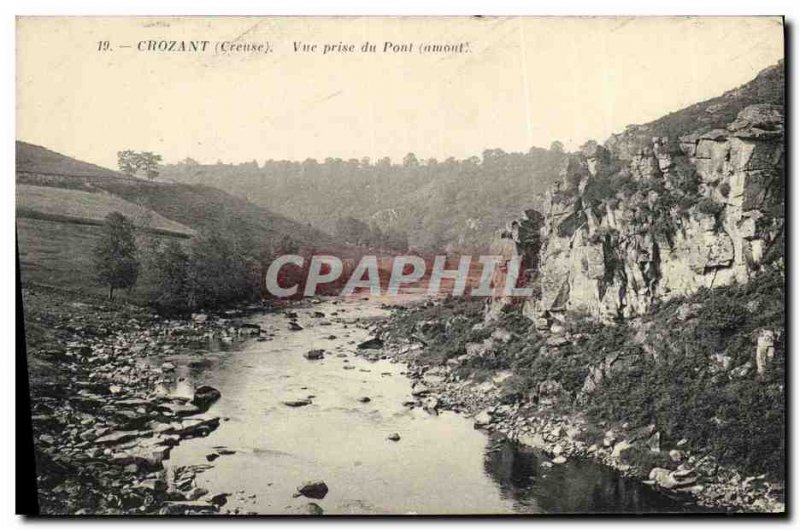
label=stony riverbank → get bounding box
[361,300,785,514]
[22,287,276,515]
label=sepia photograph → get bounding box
[14,14,786,516]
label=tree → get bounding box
[150,240,191,313]
[93,212,139,300]
[550,140,565,154]
[117,150,163,180]
[403,152,419,168]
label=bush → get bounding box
[146,229,263,313]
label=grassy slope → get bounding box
[16,141,120,179]
[17,184,195,236]
[16,141,349,301]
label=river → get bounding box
[159,297,699,515]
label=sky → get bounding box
[17,16,784,169]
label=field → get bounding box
[17,184,196,236]
[17,217,178,301]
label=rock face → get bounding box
[490,103,784,321]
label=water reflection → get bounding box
[483,436,708,514]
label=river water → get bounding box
[162,298,698,515]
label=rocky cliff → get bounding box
[490,63,784,323]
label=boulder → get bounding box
[292,502,324,515]
[159,500,218,515]
[669,449,684,462]
[649,467,698,490]
[546,335,569,347]
[728,104,784,138]
[473,410,493,429]
[304,349,325,360]
[297,480,329,499]
[191,385,222,411]
[210,493,229,506]
[387,433,401,441]
[647,431,661,453]
[289,322,304,331]
[357,337,384,350]
[422,396,439,412]
[187,487,209,500]
[410,383,432,397]
[756,329,777,375]
[171,415,221,437]
[95,430,143,446]
[283,398,312,407]
[158,401,201,417]
[611,440,635,461]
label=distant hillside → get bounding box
[161,62,784,253]
[15,141,344,298]
[161,148,567,252]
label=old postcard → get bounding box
[16,16,785,516]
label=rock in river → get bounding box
[357,337,384,350]
[304,349,325,360]
[387,433,401,442]
[159,500,217,515]
[289,321,304,331]
[158,401,201,417]
[283,398,312,407]
[191,385,222,411]
[303,502,324,515]
[473,410,493,429]
[297,480,329,499]
[649,467,698,490]
[210,493,230,506]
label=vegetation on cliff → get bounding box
[383,266,784,481]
